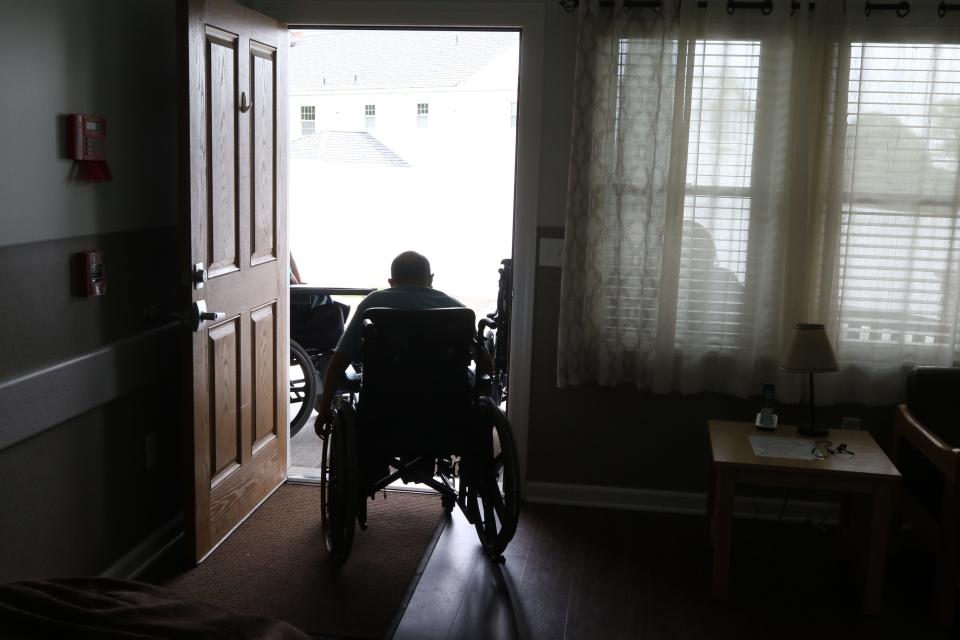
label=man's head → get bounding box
[389,251,433,287]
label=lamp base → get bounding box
[797,424,829,438]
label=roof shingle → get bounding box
[289,131,409,167]
[289,30,517,94]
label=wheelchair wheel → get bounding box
[471,396,521,558]
[289,340,317,438]
[320,400,358,561]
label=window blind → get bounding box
[601,38,761,353]
[838,43,960,357]
[677,40,760,351]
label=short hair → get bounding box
[390,251,432,284]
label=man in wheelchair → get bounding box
[315,251,469,427]
[314,251,519,563]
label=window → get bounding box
[604,39,759,354]
[837,43,960,360]
[364,104,376,128]
[417,102,429,128]
[677,40,759,352]
[558,18,960,396]
[300,105,315,136]
[510,101,517,127]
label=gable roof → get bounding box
[289,29,517,94]
[289,131,409,167]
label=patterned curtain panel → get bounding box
[557,0,960,404]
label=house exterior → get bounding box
[285,29,520,306]
[287,29,519,160]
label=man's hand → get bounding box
[314,351,350,438]
[313,397,333,435]
[315,401,333,437]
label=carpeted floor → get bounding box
[151,484,445,639]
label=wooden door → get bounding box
[181,0,287,562]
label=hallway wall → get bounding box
[0,0,183,582]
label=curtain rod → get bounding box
[558,0,959,17]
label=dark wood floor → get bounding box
[395,501,957,639]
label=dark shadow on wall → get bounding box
[527,251,896,493]
[0,375,182,583]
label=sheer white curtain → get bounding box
[813,13,960,403]
[558,0,960,404]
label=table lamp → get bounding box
[781,323,838,437]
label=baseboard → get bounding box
[524,481,840,524]
[101,514,184,581]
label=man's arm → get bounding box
[315,293,372,433]
[289,253,303,284]
[316,350,350,434]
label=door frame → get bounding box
[256,0,543,491]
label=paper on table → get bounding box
[748,435,818,460]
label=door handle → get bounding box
[192,262,206,290]
[240,91,251,113]
[192,300,225,332]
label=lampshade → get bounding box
[780,323,838,373]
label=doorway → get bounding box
[286,28,521,477]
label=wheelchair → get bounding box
[479,259,511,406]
[318,307,521,563]
[288,286,373,437]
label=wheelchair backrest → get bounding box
[357,307,477,451]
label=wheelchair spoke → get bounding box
[490,487,506,523]
[483,497,497,539]
[492,453,504,476]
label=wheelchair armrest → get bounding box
[291,284,376,297]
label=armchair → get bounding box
[891,366,960,627]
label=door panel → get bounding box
[251,303,277,448]
[208,318,240,481]
[251,42,277,265]
[206,26,240,276]
[183,0,287,562]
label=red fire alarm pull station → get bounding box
[76,250,106,297]
[66,114,112,182]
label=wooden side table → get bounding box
[707,420,901,614]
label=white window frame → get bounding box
[300,104,315,135]
[416,102,429,128]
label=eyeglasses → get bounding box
[811,441,855,459]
